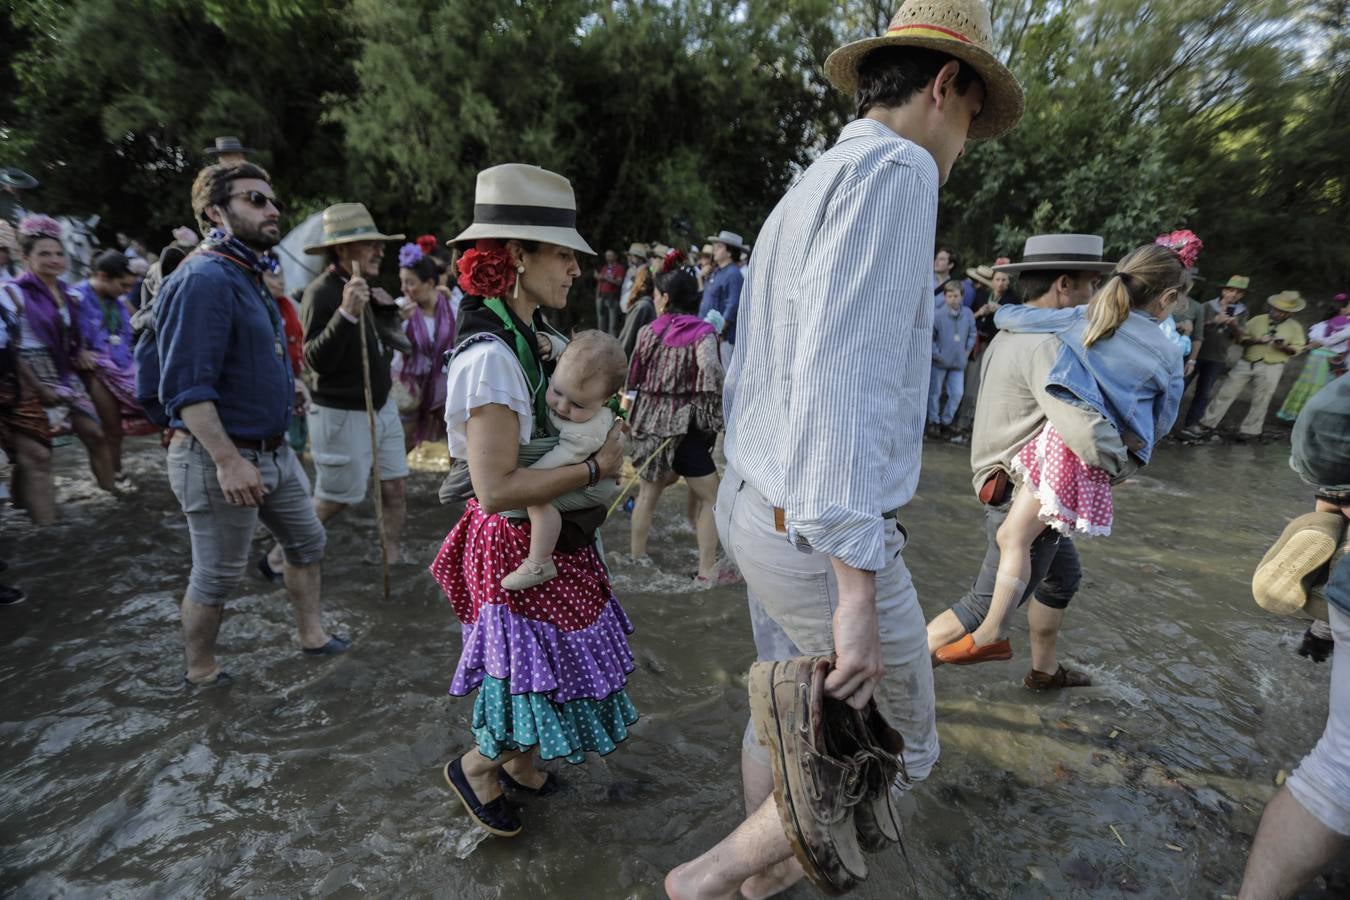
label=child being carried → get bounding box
[501,330,627,590]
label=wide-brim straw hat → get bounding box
[1223,275,1251,291]
[966,264,996,288]
[824,0,1025,140]
[451,164,594,255]
[705,230,748,252]
[304,203,405,255]
[994,234,1116,274]
[1268,290,1306,313]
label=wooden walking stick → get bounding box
[354,262,392,601]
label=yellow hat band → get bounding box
[886,23,974,43]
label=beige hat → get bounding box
[966,264,995,288]
[304,202,404,255]
[706,230,748,252]
[824,0,1025,140]
[699,244,715,257]
[1268,291,1306,314]
[649,242,673,258]
[625,242,649,259]
[995,234,1116,274]
[451,164,594,255]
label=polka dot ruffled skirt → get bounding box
[432,501,639,763]
[1011,425,1114,537]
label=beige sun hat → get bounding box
[824,0,1025,140]
[451,164,594,255]
[1267,290,1307,314]
[304,203,405,255]
[994,234,1116,274]
[625,242,649,259]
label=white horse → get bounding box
[275,211,325,295]
[58,214,101,282]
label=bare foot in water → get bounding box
[740,857,804,899]
[665,862,737,900]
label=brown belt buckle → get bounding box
[773,506,787,534]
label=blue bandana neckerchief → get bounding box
[202,228,281,276]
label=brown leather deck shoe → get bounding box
[1023,665,1091,691]
[828,700,906,851]
[748,657,868,895]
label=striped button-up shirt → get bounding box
[723,118,938,571]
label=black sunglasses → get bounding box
[228,190,283,214]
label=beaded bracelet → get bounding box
[584,456,601,488]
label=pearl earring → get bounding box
[514,265,524,300]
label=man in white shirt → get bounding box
[665,1,1024,896]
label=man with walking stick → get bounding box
[156,162,349,685]
[295,204,409,575]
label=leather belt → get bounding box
[772,506,898,535]
[176,429,286,452]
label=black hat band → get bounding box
[1020,251,1105,263]
[474,203,576,229]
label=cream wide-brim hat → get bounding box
[824,0,1025,140]
[304,202,404,255]
[1268,291,1307,314]
[451,164,594,256]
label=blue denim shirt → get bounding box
[155,251,293,439]
[698,263,745,344]
[994,304,1183,463]
[931,303,976,369]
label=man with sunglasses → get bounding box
[154,162,347,687]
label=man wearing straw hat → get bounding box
[666,0,1024,895]
[1193,290,1308,442]
[296,203,410,566]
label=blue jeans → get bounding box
[928,364,964,425]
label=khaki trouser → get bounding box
[716,466,939,785]
[1199,359,1285,435]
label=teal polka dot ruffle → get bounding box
[471,675,639,764]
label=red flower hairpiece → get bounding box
[456,239,516,297]
[415,234,439,256]
[1155,229,1203,270]
[661,248,686,273]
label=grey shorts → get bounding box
[308,397,409,505]
[167,434,326,605]
[716,467,939,786]
[949,496,1082,633]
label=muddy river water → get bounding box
[1,434,1345,897]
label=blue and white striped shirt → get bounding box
[723,118,939,571]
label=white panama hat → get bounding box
[450,164,594,255]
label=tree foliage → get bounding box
[1,0,1345,297]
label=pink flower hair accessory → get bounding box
[18,214,63,242]
[1155,229,1203,270]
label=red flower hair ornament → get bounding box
[456,239,517,297]
[415,234,440,256]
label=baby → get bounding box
[501,329,628,590]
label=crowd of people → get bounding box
[927,245,1347,451]
[2,0,1347,896]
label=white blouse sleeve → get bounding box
[443,339,533,459]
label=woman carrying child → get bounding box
[430,164,630,838]
[935,242,1187,664]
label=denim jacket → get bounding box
[994,304,1184,463]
